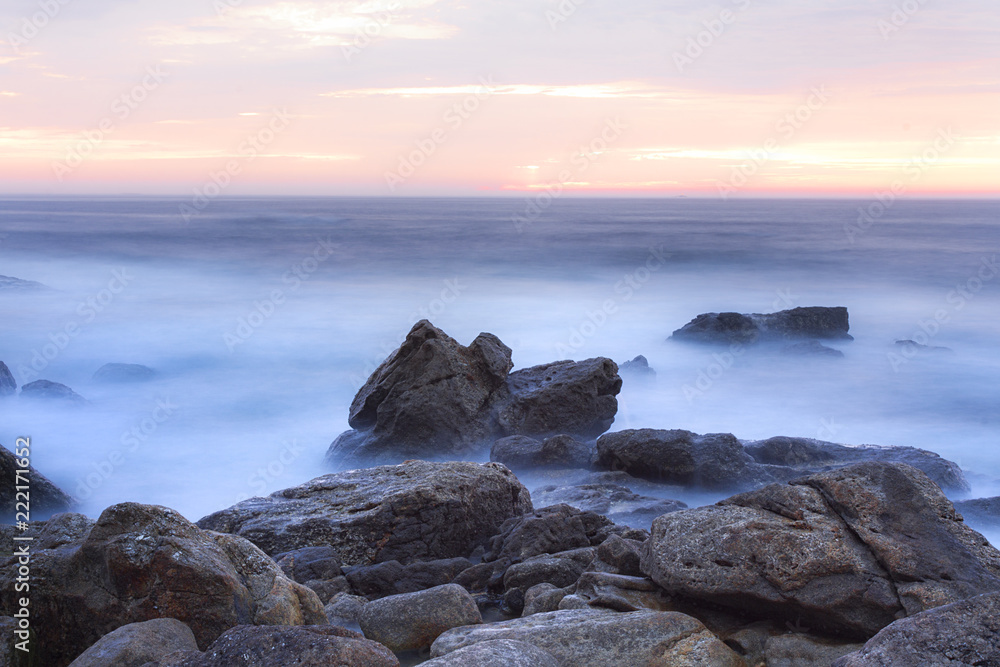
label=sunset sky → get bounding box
[1,0,998,196]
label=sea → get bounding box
[0,196,997,545]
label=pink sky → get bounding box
[0,0,998,197]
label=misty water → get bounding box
[0,197,997,545]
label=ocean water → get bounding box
[0,197,998,543]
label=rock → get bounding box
[345,557,473,599]
[421,638,559,666]
[595,429,778,491]
[641,463,1000,639]
[20,379,88,404]
[671,306,853,344]
[484,504,613,568]
[92,363,158,383]
[764,633,863,667]
[497,358,621,439]
[532,482,686,528]
[745,436,971,493]
[781,340,845,357]
[430,608,745,666]
[833,591,1000,666]
[0,361,15,396]
[491,434,592,471]
[619,355,656,379]
[67,619,199,667]
[357,583,482,653]
[198,460,532,564]
[592,534,645,577]
[522,584,569,616]
[955,497,1000,528]
[327,320,513,466]
[894,339,953,354]
[325,592,368,625]
[0,275,47,291]
[0,502,325,667]
[573,571,669,612]
[0,441,73,520]
[274,546,343,583]
[144,625,400,667]
[503,552,591,593]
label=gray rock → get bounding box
[345,557,473,599]
[503,553,590,594]
[20,379,88,405]
[491,434,593,471]
[68,619,198,667]
[532,482,686,528]
[641,463,1000,639]
[764,633,863,667]
[273,546,343,583]
[484,504,612,568]
[595,429,778,491]
[0,441,73,520]
[670,306,853,344]
[0,275,47,291]
[592,534,645,577]
[781,340,845,357]
[894,339,953,354]
[0,361,15,396]
[833,591,1000,666]
[497,358,621,439]
[522,584,569,616]
[357,583,482,653]
[573,571,669,612]
[745,436,971,493]
[421,638,559,667]
[197,460,532,564]
[619,355,656,379]
[324,592,368,625]
[955,497,1000,528]
[430,608,745,666]
[92,363,158,383]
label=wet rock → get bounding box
[67,619,198,667]
[0,361,15,396]
[484,505,612,568]
[491,434,592,471]
[894,339,953,354]
[955,497,1000,528]
[20,379,88,405]
[345,557,473,599]
[420,638,559,667]
[573,571,669,612]
[92,363,158,383]
[641,463,1000,639]
[0,441,73,520]
[592,534,645,577]
[833,591,1000,666]
[619,355,656,379]
[430,608,745,666]
[197,460,532,564]
[532,482,686,528]
[0,502,325,667]
[671,306,853,344]
[781,340,845,358]
[503,551,592,594]
[0,275,47,291]
[357,584,482,653]
[595,429,778,491]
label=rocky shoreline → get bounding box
[2,315,999,666]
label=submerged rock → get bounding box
[92,363,158,383]
[893,339,953,354]
[619,355,656,379]
[531,483,686,528]
[20,379,88,404]
[0,441,73,520]
[641,463,1000,639]
[671,306,853,344]
[0,274,48,291]
[491,434,592,471]
[0,361,15,396]
[781,340,845,358]
[198,460,533,565]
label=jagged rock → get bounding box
[345,557,473,599]
[484,505,612,568]
[0,361,15,396]
[421,638,559,666]
[0,441,73,520]
[430,608,745,666]
[619,355,656,379]
[503,549,594,594]
[833,591,1000,666]
[274,546,343,583]
[197,460,532,564]
[591,534,645,577]
[357,583,482,653]
[491,434,592,471]
[955,497,1000,528]
[595,429,778,491]
[671,306,853,344]
[573,571,669,613]
[531,483,686,528]
[745,436,971,493]
[0,503,325,667]
[67,619,198,667]
[92,363,157,383]
[641,463,1000,639]
[497,358,621,439]
[143,625,400,667]
[20,379,88,404]
[781,340,845,357]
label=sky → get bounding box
[0,0,998,197]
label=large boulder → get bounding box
[92,363,157,383]
[20,379,88,404]
[0,503,325,667]
[144,625,400,667]
[0,361,15,396]
[357,583,482,652]
[832,591,1000,666]
[0,441,73,520]
[430,608,745,666]
[641,463,1000,639]
[595,429,778,491]
[197,460,533,564]
[670,306,853,344]
[67,618,198,667]
[745,436,970,493]
[421,639,559,667]
[345,557,472,599]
